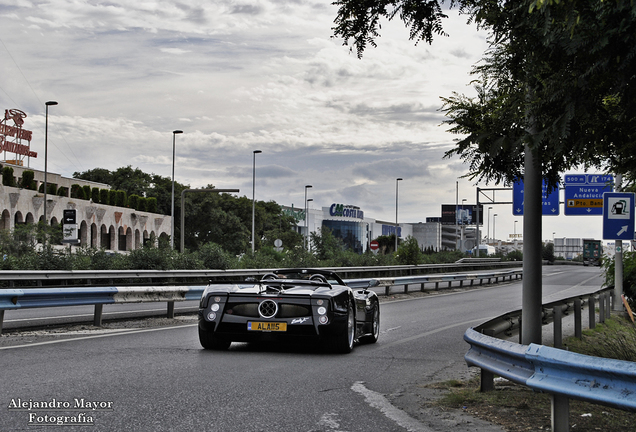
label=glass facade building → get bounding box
[322,220,364,254]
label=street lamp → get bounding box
[170,130,183,249]
[251,150,262,253]
[43,101,58,232]
[514,220,518,237]
[493,214,498,243]
[304,185,312,250]
[460,198,467,249]
[395,178,402,251]
[487,207,493,243]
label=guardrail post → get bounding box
[435,282,439,290]
[94,304,103,327]
[480,329,496,392]
[0,310,4,335]
[589,295,596,329]
[605,292,611,319]
[404,284,409,294]
[385,286,390,296]
[420,283,425,292]
[553,305,563,349]
[552,394,569,432]
[167,301,175,319]
[574,298,582,339]
[599,294,605,323]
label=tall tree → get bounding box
[332,0,636,186]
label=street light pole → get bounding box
[304,185,312,250]
[251,150,262,254]
[487,207,493,243]
[43,101,57,237]
[395,178,402,251]
[171,130,183,250]
[493,214,498,246]
[460,198,466,250]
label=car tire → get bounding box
[329,303,355,354]
[199,327,231,350]
[360,303,379,344]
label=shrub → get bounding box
[196,242,235,269]
[21,170,36,190]
[91,187,100,202]
[57,186,69,197]
[2,166,16,187]
[100,189,109,205]
[71,184,81,198]
[82,185,91,200]
[108,190,118,206]
[137,197,147,212]
[128,194,140,210]
[146,197,157,213]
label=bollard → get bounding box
[0,309,4,335]
[167,301,175,319]
[606,292,611,318]
[420,283,425,292]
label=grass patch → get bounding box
[432,314,636,431]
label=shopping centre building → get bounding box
[0,164,170,251]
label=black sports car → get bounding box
[198,268,380,353]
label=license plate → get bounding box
[248,322,287,332]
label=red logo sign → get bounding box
[0,109,36,159]
[370,240,379,250]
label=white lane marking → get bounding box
[317,412,343,431]
[377,318,489,351]
[351,382,432,432]
[0,324,197,350]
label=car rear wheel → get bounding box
[199,327,231,350]
[329,303,355,354]
[360,304,379,344]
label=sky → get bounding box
[0,0,613,244]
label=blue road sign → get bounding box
[603,192,635,240]
[564,173,613,215]
[512,179,559,216]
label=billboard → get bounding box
[441,204,484,226]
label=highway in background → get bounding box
[1,266,603,431]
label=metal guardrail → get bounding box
[464,287,636,431]
[0,261,521,286]
[0,267,522,333]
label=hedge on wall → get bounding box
[137,197,147,212]
[2,166,16,187]
[146,197,157,213]
[21,170,36,190]
[91,187,100,203]
[128,194,140,210]
[82,185,91,200]
[100,189,109,205]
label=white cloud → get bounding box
[0,2,603,240]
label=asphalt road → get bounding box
[0,266,604,432]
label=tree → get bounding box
[332,0,636,187]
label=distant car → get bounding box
[198,268,380,353]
